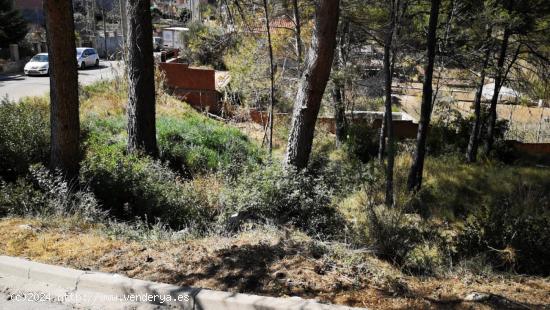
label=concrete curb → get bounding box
[0,255,364,310]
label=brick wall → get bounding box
[249,110,419,140]
[158,62,221,112]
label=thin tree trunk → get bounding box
[466,26,492,163]
[333,19,349,148]
[292,0,303,63]
[102,5,108,58]
[407,0,440,192]
[126,0,157,156]
[484,28,510,155]
[378,115,387,162]
[284,0,340,169]
[382,0,398,207]
[45,0,80,179]
[263,0,275,156]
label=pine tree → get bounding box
[0,0,28,47]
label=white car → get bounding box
[24,53,49,76]
[76,47,100,69]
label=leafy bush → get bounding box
[157,116,261,176]
[80,133,214,229]
[456,181,550,275]
[364,205,452,275]
[344,123,380,163]
[426,107,509,157]
[0,165,105,221]
[180,22,237,69]
[0,97,49,180]
[220,164,345,237]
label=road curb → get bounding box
[0,255,364,310]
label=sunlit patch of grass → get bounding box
[0,217,130,268]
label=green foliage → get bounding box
[0,0,28,47]
[364,205,449,275]
[426,108,509,157]
[181,22,237,69]
[344,123,380,163]
[0,165,105,221]
[456,176,550,275]
[177,8,191,23]
[224,37,272,109]
[157,115,262,176]
[220,163,345,237]
[0,97,49,181]
[80,127,213,229]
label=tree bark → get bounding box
[284,0,340,169]
[382,0,398,207]
[126,0,157,156]
[466,26,492,163]
[484,28,510,155]
[292,0,303,63]
[407,0,440,192]
[44,0,80,179]
[333,19,349,148]
[263,0,275,156]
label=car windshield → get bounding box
[31,55,48,62]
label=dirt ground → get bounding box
[1,217,549,309]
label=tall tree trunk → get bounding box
[333,19,349,148]
[284,0,340,169]
[382,0,397,206]
[102,5,108,58]
[292,0,303,63]
[126,0,157,156]
[466,26,492,163]
[378,115,387,162]
[263,0,276,156]
[407,0,440,192]
[45,0,80,179]
[484,28,510,155]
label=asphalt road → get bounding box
[0,60,122,102]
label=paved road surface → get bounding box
[0,61,122,102]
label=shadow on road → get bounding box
[0,73,26,82]
[79,64,110,71]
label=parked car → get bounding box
[24,53,49,76]
[76,47,99,69]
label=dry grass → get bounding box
[1,217,549,309]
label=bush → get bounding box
[344,123,380,163]
[157,116,261,176]
[0,165,105,221]
[364,205,451,275]
[426,107,509,157]
[220,164,345,237]
[456,182,550,275]
[180,22,237,69]
[0,97,49,180]
[80,135,214,229]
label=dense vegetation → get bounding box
[1,0,550,307]
[1,81,549,278]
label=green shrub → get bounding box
[80,135,213,229]
[0,97,49,180]
[180,22,237,69]
[157,116,261,176]
[0,165,105,221]
[456,183,550,275]
[344,123,380,163]
[220,164,345,237]
[403,242,444,275]
[426,107,509,157]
